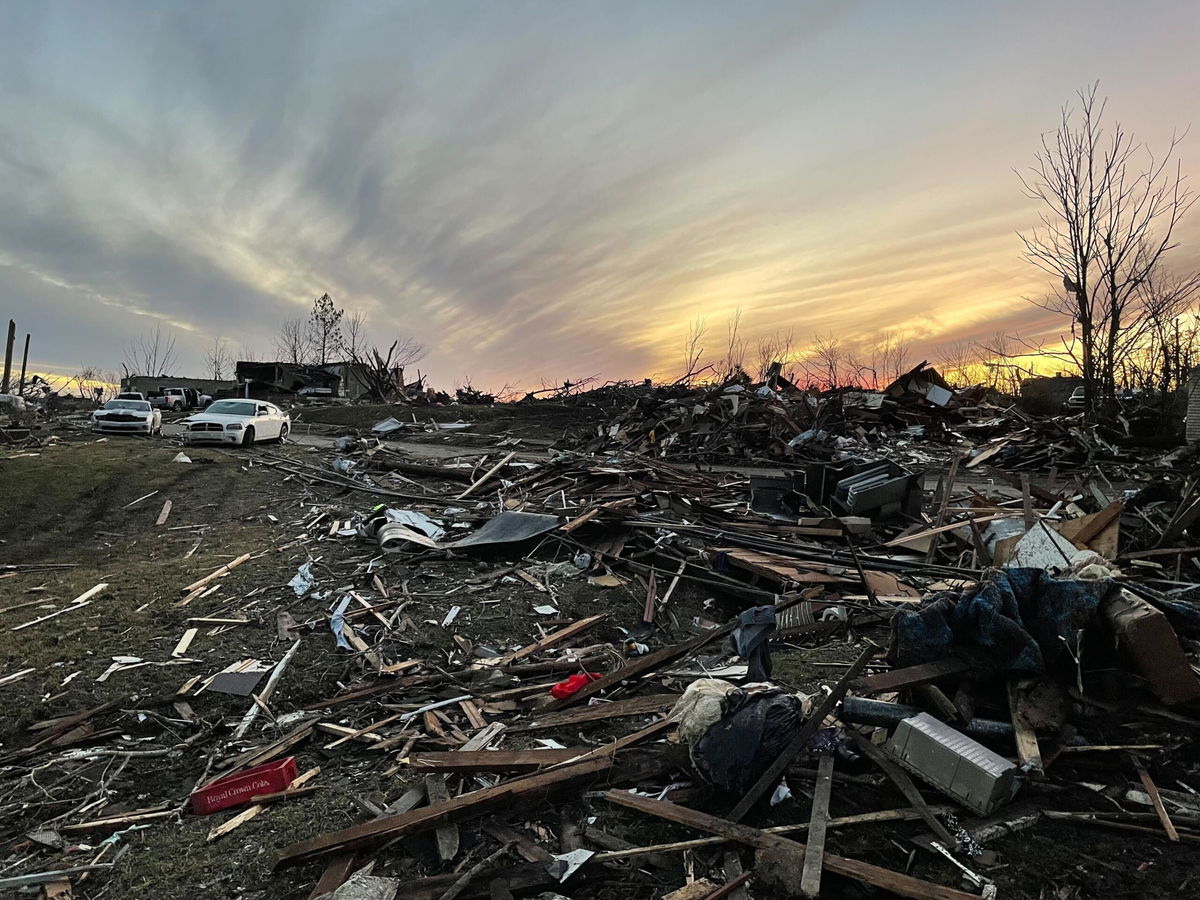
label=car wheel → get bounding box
[241,426,255,447]
[276,424,289,444]
[172,402,182,412]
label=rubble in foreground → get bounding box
[1,391,1200,900]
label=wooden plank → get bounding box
[516,694,676,730]
[1061,500,1123,547]
[1008,681,1044,776]
[455,451,517,500]
[309,853,359,899]
[496,614,605,666]
[181,553,251,594]
[205,720,314,785]
[547,719,674,770]
[710,548,857,586]
[460,699,488,730]
[248,785,319,804]
[590,807,948,860]
[604,791,981,900]
[856,659,970,694]
[60,808,175,832]
[171,627,198,659]
[800,753,834,897]
[847,731,957,848]
[925,456,961,563]
[12,583,109,632]
[881,513,1018,547]
[727,645,874,821]
[323,713,405,750]
[1135,762,1180,842]
[0,667,35,688]
[411,750,585,772]
[425,774,460,862]
[275,757,611,868]
[156,499,173,526]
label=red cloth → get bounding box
[549,672,602,699]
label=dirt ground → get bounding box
[1,410,1197,899]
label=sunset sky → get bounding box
[2,1,1199,390]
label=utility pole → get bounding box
[1,319,15,394]
[18,333,30,396]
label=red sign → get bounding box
[190,757,297,815]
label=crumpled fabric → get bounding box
[693,686,805,794]
[891,568,1118,675]
[730,605,776,682]
[669,678,740,745]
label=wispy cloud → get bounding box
[1,1,1197,385]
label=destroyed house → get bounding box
[234,362,341,399]
[320,361,384,401]
[123,375,237,398]
[884,361,957,408]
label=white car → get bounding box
[181,399,290,446]
[91,399,162,435]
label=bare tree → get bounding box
[719,308,747,379]
[978,332,1040,396]
[677,316,709,384]
[876,333,913,384]
[1018,83,1197,420]
[204,336,233,381]
[71,365,110,403]
[308,293,344,365]
[122,324,178,377]
[237,342,261,363]
[803,333,849,389]
[274,317,315,364]
[344,309,369,359]
[753,328,795,381]
[935,340,979,387]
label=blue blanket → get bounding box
[891,568,1118,675]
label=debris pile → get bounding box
[2,398,1200,899]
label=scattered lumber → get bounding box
[275,758,611,868]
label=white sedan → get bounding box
[91,399,162,435]
[180,399,290,446]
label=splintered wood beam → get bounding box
[497,614,605,666]
[456,451,517,500]
[800,753,835,897]
[515,694,677,731]
[1134,761,1180,842]
[425,773,460,862]
[274,757,611,868]
[181,553,252,594]
[856,658,970,694]
[410,750,587,772]
[847,730,957,848]
[604,791,980,900]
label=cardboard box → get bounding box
[190,757,297,815]
[1103,590,1200,705]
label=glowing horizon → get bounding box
[2,1,1198,392]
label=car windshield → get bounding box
[206,400,257,416]
[103,400,150,411]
